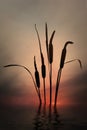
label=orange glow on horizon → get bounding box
[0,86,72,107]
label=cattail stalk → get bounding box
[3,64,41,104]
[43,78,46,105]
[49,63,52,106]
[45,23,49,60]
[54,68,62,107]
[48,30,55,107]
[54,41,74,107]
[54,59,82,107]
[35,24,46,105]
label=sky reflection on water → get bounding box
[0,104,87,130]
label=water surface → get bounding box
[0,104,87,130]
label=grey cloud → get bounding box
[61,70,87,105]
[64,70,87,87]
[0,75,17,96]
[0,73,30,97]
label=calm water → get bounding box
[0,104,87,130]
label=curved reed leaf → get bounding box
[3,64,42,103]
[4,64,34,83]
[65,59,82,69]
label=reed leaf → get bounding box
[3,64,42,104]
[4,64,36,86]
[65,59,82,69]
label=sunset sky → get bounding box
[0,0,87,106]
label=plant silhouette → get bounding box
[34,56,42,105]
[48,30,55,107]
[35,24,46,105]
[45,23,49,61]
[45,23,55,107]
[4,64,42,105]
[54,41,74,107]
[2,24,82,108]
[65,59,82,69]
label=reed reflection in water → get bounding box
[0,104,87,130]
[33,105,63,130]
[33,104,87,130]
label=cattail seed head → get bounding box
[64,41,74,48]
[60,48,66,69]
[48,43,53,64]
[34,56,40,88]
[34,56,37,70]
[41,53,44,65]
[48,30,55,64]
[35,70,40,88]
[60,41,74,69]
[41,64,46,78]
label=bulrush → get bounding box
[2,24,83,108]
[4,64,42,104]
[48,31,55,64]
[35,24,46,105]
[45,23,55,107]
[45,23,49,60]
[34,56,42,105]
[54,41,74,107]
[34,56,40,88]
[60,41,74,69]
[48,30,55,107]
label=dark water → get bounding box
[0,104,87,130]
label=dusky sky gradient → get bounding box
[0,0,87,106]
